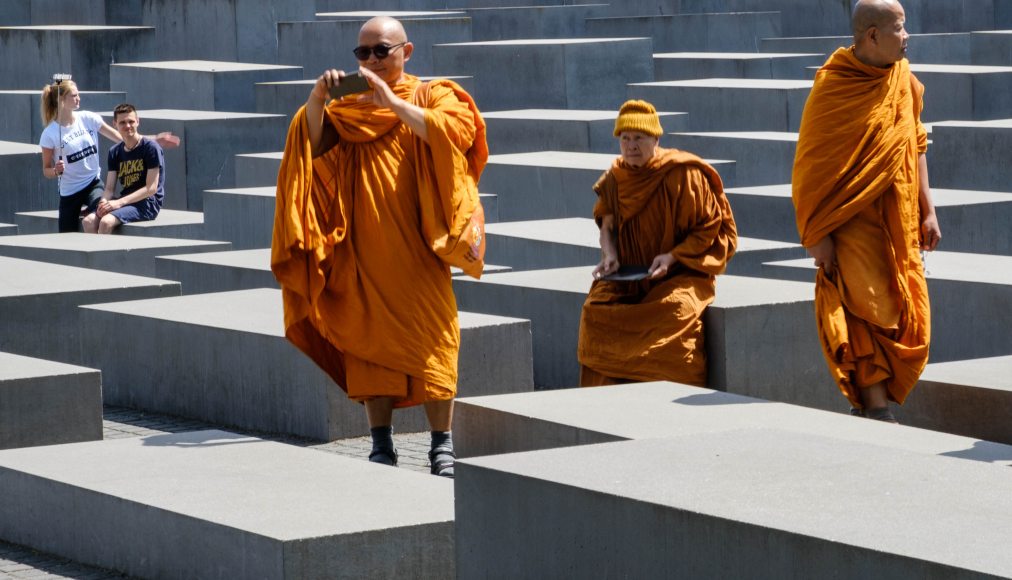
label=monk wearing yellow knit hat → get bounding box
[792,0,940,423]
[577,100,738,387]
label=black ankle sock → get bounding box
[371,426,394,452]
[430,430,453,454]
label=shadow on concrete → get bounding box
[673,391,771,406]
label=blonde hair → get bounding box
[41,80,77,126]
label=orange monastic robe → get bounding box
[271,75,487,407]
[578,149,737,387]
[792,48,931,408]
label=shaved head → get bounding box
[360,16,407,44]
[852,0,903,38]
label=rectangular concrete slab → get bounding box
[628,78,813,132]
[14,209,205,239]
[202,186,276,249]
[453,4,607,41]
[761,32,973,65]
[0,351,102,450]
[0,25,156,90]
[0,140,45,223]
[453,381,1012,465]
[672,131,797,187]
[928,119,1012,193]
[0,233,231,277]
[0,0,106,25]
[585,11,780,53]
[0,430,454,579]
[971,30,1012,66]
[114,109,289,211]
[432,38,654,111]
[0,223,15,236]
[906,356,1012,445]
[654,52,825,81]
[910,64,1012,122]
[456,429,1012,579]
[80,288,534,440]
[236,151,283,187]
[762,251,1012,364]
[0,256,179,364]
[0,90,125,144]
[110,60,303,113]
[481,109,687,155]
[479,151,735,221]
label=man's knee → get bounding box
[98,214,121,234]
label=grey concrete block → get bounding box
[479,192,499,223]
[762,251,1012,364]
[906,356,1012,445]
[479,151,735,222]
[0,90,125,144]
[456,430,1012,579]
[453,381,1012,465]
[105,0,316,63]
[761,33,973,66]
[0,26,156,90]
[0,256,179,364]
[0,233,231,277]
[314,10,465,21]
[110,60,302,113]
[0,352,102,450]
[114,109,289,211]
[80,288,534,440]
[0,430,455,579]
[629,78,813,132]
[278,17,472,79]
[671,131,797,187]
[654,52,825,81]
[971,31,1012,66]
[999,0,1012,28]
[0,140,46,223]
[14,209,205,240]
[910,64,1012,122]
[481,109,688,155]
[681,0,850,37]
[203,186,275,250]
[432,38,653,111]
[6,0,106,25]
[586,11,780,53]
[156,248,279,295]
[926,120,1012,193]
[236,151,282,187]
[452,4,608,41]
[484,217,803,275]
[727,184,1012,254]
[0,223,15,236]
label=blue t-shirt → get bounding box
[38,111,103,196]
[107,137,165,206]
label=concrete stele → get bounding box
[0,430,454,579]
[13,209,204,239]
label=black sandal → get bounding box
[369,447,398,467]
[429,449,456,478]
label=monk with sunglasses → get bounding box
[272,16,487,478]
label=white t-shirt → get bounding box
[39,111,104,196]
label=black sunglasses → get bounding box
[352,42,407,61]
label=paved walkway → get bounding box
[1,405,433,579]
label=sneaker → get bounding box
[369,447,398,467]
[429,448,456,478]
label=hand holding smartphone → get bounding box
[329,72,371,99]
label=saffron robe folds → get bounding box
[792,48,931,407]
[578,148,737,387]
[271,75,487,407]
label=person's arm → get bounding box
[98,120,123,144]
[40,147,65,179]
[357,67,428,143]
[806,235,836,276]
[100,168,158,217]
[592,214,620,279]
[917,152,941,251]
[307,69,345,156]
[96,170,119,218]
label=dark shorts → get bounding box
[58,177,104,233]
[109,199,160,224]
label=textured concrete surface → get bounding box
[0,256,179,364]
[0,223,15,236]
[761,33,973,65]
[906,356,1012,445]
[0,141,46,225]
[456,4,607,41]
[456,429,1012,579]
[0,430,455,579]
[928,119,1012,193]
[971,30,1012,66]
[80,288,534,440]
[453,381,1012,465]
[110,60,302,113]
[654,52,824,81]
[0,352,102,450]
[910,63,1012,122]
[235,151,282,187]
[0,233,230,277]
[671,131,797,187]
[13,209,205,239]
[586,11,780,53]
[202,186,275,249]
[0,90,125,144]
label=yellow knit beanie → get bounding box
[613,99,663,137]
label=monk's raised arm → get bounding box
[307,69,344,156]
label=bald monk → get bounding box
[271,16,487,477]
[578,100,737,387]
[792,0,941,423]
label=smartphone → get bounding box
[601,265,651,281]
[329,72,371,99]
